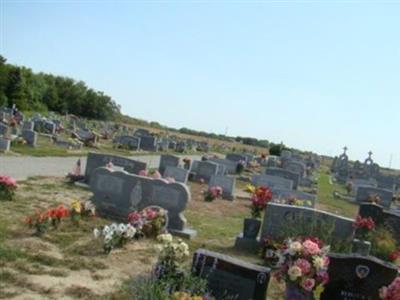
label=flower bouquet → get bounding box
[380,277,400,300]
[251,186,273,218]
[128,206,168,238]
[0,175,17,201]
[203,186,223,202]
[25,204,70,236]
[70,199,96,223]
[93,223,138,254]
[353,215,375,240]
[274,237,330,300]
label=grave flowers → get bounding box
[0,175,17,201]
[243,186,273,239]
[274,237,330,300]
[70,199,96,223]
[379,277,400,300]
[93,223,137,254]
[128,206,168,238]
[203,186,223,202]
[352,215,375,256]
[25,204,70,236]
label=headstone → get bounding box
[134,128,150,137]
[21,129,37,147]
[355,186,393,209]
[159,154,180,175]
[251,174,293,190]
[114,135,140,151]
[261,203,354,242]
[208,157,238,174]
[195,161,219,182]
[0,137,10,151]
[271,188,316,207]
[90,167,195,237]
[22,121,34,131]
[84,152,147,182]
[320,253,398,300]
[192,249,271,300]
[226,153,247,163]
[0,123,9,136]
[43,121,56,134]
[283,161,306,177]
[190,160,200,174]
[139,135,158,151]
[265,168,300,189]
[209,175,236,200]
[197,141,210,152]
[164,166,189,184]
[280,150,292,160]
[175,141,187,153]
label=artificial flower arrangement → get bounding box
[245,184,256,194]
[203,186,223,202]
[379,277,400,300]
[276,195,312,207]
[388,248,400,265]
[25,204,70,236]
[353,215,376,240]
[250,186,273,218]
[273,237,330,299]
[93,222,138,254]
[138,169,176,183]
[128,206,168,238]
[0,175,17,201]
[70,199,96,223]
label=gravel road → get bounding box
[0,154,202,180]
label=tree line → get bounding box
[0,56,120,120]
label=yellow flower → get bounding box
[71,200,81,213]
[245,184,256,193]
[313,284,324,299]
[191,297,203,300]
[172,292,191,300]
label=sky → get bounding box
[1,1,400,168]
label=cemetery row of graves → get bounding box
[0,107,261,156]
[1,147,400,300]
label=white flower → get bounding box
[288,266,302,281]
[126,225,137,238]
[102,225,110,236]
[157,233,173,244]
[104,233,113,243]
[93,228,101,239]
[110,223,118,232]
[288,241,303,255]
[118,223,127,234]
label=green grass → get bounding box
[317,168,358,218]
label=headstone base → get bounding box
[169,228,197,240]
[234,233,261,253]
[74,181,90,189]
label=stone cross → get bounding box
[368,151,373,158]
[343,146,348,154]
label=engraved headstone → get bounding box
[195,161,218,182]
[251,174,293,190]
[164,166,189,184]
[209,175,236,200]
[192,249,271,300]
[355,186,393,209]
[21,129,37,147]
[0,137,10,151]
[159,154,180,175]
[265,168,300,189]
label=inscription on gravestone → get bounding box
[192,249,271,300]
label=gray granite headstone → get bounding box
[320,253,398,300]
[22,121,34,131]
[261,203,355,242]
[208,157,238,174]
[139,135,157,151]
[355,186,393,208]
[159,154,180,175]
[283,161,306,177]
[84,152,147,182]
[195,161,219,182]
[0,137,10,151]
[209,175,236,200]
[190,160,200,174]
[114,135,140,151]
[0,123,9,136]
[265,168,300,189]
[271,188,316,208]
[251,174,293,190]
[226,153,247,163]
[90,167,195,237]
[164,166,189,184]
[192,249,271,300]
[21,129,37,147]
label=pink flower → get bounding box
[301,278,315,292]
[0,175,17,188]
[317,271,330,285]
[199,178,205,184]
[165,177,175,183]
[127,212,142,223]
[302,239,321,256]
[294,259,311,275]
[138,170,148,177]
[145,209,157,220]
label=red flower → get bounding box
[353,215,376,230]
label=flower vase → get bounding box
[243,218,261,239]
[352,239,371,256]
[285,283,314,300]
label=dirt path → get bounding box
[0,154,202,180]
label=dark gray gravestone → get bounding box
[22,121,34,131]
[251,174,293,190]
[226,153,247,163]
[271,188,316,208]
[90,167,195,237]
[265,168,300,189]
[280,150,292,160]
[195,161,218,182]
[0,123,9,136]
[21,129,37,147]
[114,135,140,151]
[176,141,187,153]
[283,161,306,177]
[192,249,271,300]
[84,152,147,182]
[139,135,158,151]
[190,160,200,174]
[164,166,189,184]
[356,186,393,208]
[134,128,150,137]
[209,175,236,200]
[320,253,398,300]
[159,154,180,175]
[208,157,238,174]
[0,137,10,151]
[261,203,354,242]
[376,175,396,191]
